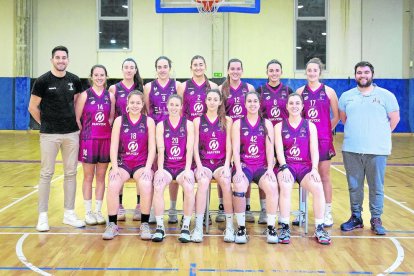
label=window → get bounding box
[98,0,131,50]
[295,0,327,70]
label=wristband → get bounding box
[279,164,289,171]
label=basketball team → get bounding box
[28,46,400,246]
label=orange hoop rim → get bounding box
[194,0,222,12]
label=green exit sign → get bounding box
[213,72,223,78]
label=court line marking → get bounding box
[331,166,414,215]
[379,237,405,276]
[0,164,81,214]
[16,233,51,276]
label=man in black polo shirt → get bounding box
[29,46,86,231]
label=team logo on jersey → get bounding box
[209,140,219,150]
[194,103,204,113]
[304,96,308,100]
[248,145,259,155]
[259,126,264,132]
[190,91,195,95]
[68,83,74,91]
[307,108,318,119]
[270,107,280,118]
[120,94,126,97]
[289,146,300,157]
[128,141,138,152]
[124,127,129,133]
[232,105,242,115]
[204,128,209,132]
[95,112,105,123]
[266,96,271,100]
[165,132,170,138]
[155,91,159,96]
[285,134,290,139]
[83,149,87,156]
[170,146,181,157]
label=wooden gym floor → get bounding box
[0,131,413,275]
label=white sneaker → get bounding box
[102,222,119,240]
[168,208,178,224]
[152,226,166,242]
[265,226,279,244]
[63,210,86,228]
[140,222,152,240]
[95,211,106,225]
[324,211,334,227]
[85,211,97,225]
[117,204,126,221]
[190,227,204,243]
[235,227,248,244]
[36,212,49,232]
[223,227,235,243]
[258,208,267,224]
[133,204,141,221]
[149,208,156,224]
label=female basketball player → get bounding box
[216,58,256,224]
[102,91,155,241]
[295,58,339,227]
[144,56,181,224]
[232,91,279,244]
[152,94,195,243]
[191,89,234,243]
[275,93,331,245]
[76,65,115,225]
[109,58,144,222]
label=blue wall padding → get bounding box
[15,77,31,130]
[409,79,414,132]
[0,78,14,129]
[244,78,411,133]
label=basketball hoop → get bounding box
[193,0,224,16]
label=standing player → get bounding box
[102,91,155,240]
[191,89,234,243]
[232,91,279,244]
[144,56,180,224]
[296,58,339,227]
[109,58,144,222]
[28,46,85,231]
[275,93,331,245]
[75,65,115,225]
[216,58,256,224]
[152,94,195,243]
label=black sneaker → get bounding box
[152,226,166,242]
[203,213,212,226]
[340,214,364,231]
[370,217,386,235]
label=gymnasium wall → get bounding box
[0,0,413,131]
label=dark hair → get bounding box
[155,56,172,69]
[287,92,304,104]
[305,57,325,73]
[354,61,374,75]
[266,59,283,70]
[52,46,68,57]
[190,55,211,90]
[89,64,108,87]
[122,58,144,91]
[127,90,145,114]
[167,93,183,105]
[206,89,227,130]
[221,58,243,100]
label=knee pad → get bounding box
[233,191,245,198]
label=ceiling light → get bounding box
[110,39,116,44]
[306,39,313,43]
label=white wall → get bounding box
[2,0,411,79]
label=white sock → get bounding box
[246,198,251,206]
[260,199,266,210]
[156,216,164,228]
[84,200,92,213]
[315,218,324,227]
[95,200,103,212]
[182,215,191,229]
[219,198,223,205]
[226,214,233,229]
[170,200,177,210]
[267,214,276,227]
[325,203,332,213]
[195,213,204,228]
[279,217,290,225]
[235,212,245,227]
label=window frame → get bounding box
[294,0,329,72]
[97,0,132,51]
